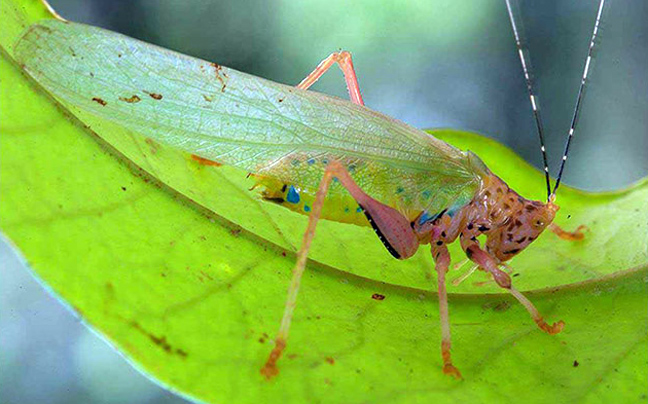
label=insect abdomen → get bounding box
[255,176,370,226]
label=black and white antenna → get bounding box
[552,0,606,197]
[505,0,552,201]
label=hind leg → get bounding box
[261,161,419,379]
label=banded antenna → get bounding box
[504,0,551,201]
[552,0,606,197]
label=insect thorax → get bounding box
[413,173,558,262]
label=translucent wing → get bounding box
[15,20,485,217]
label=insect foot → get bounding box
[261,338,286,380]
[549,223,588,241]
[443,364,463,380]
[535,318,565,335]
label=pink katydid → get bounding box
[13,0,605,379]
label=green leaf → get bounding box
[1,2,646,403]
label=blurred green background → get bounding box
[1,0,646,403]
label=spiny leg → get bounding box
[296,51,365,105]
[549,223,588,241]
[460,233,564,335]
[261,162,419,379]
[261,165,336,379]
[432,244,462,379]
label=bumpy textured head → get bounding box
[485,199,559,262]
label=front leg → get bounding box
[459,231,564,334]
[549,223,588,241]
[431,244,462,379]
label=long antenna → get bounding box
[552,0,606,197]
[505,0,552,201]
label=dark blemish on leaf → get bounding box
[230,228,242,237]
[210,62,227,92]
[119,95,141,103]
[145,91,163,100]
[145,138,159,154]
[92,97,107,106]
[121,186,126,191]
[513,273,520,277]
[69,47,76,57]
[118,53,122,58]
[89,72,94,77]
[325,357,335,365]
[161,272,167,277]
[371,293,385,301]
[278,98,284,103]
[202,94,213,102]
[129,321,187,357]
[573,360,579,367]
[281,251,287,257]
[494,301,511,312]
[288,354,298,360]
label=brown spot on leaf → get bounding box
[130,321,188,358]
[371,293,385,301]
[92,97,107,106]
[119,95,141,103]
[573,360,579,367]
[210,62,227,92]
[325,357,335,365]
[145,138,159,154]
[144,91,163,100]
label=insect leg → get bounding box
[460,233,564,335]
[261,162,418,379]
[548,223,588,241]
[432,244,462,379]
[261,164,337,380]
[296,51,364,105]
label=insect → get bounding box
[14,0,604,379]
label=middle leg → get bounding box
[432,244,462,379]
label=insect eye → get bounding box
[535,220,544,227]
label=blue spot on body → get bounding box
[344,207,350,213]
[396,187,404,194]
[304,205,311,212]
[418,211,432,225]
[307,158,315,165]
[322,158,329,165]
[422,190,431,199]
[286,186,300,204]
